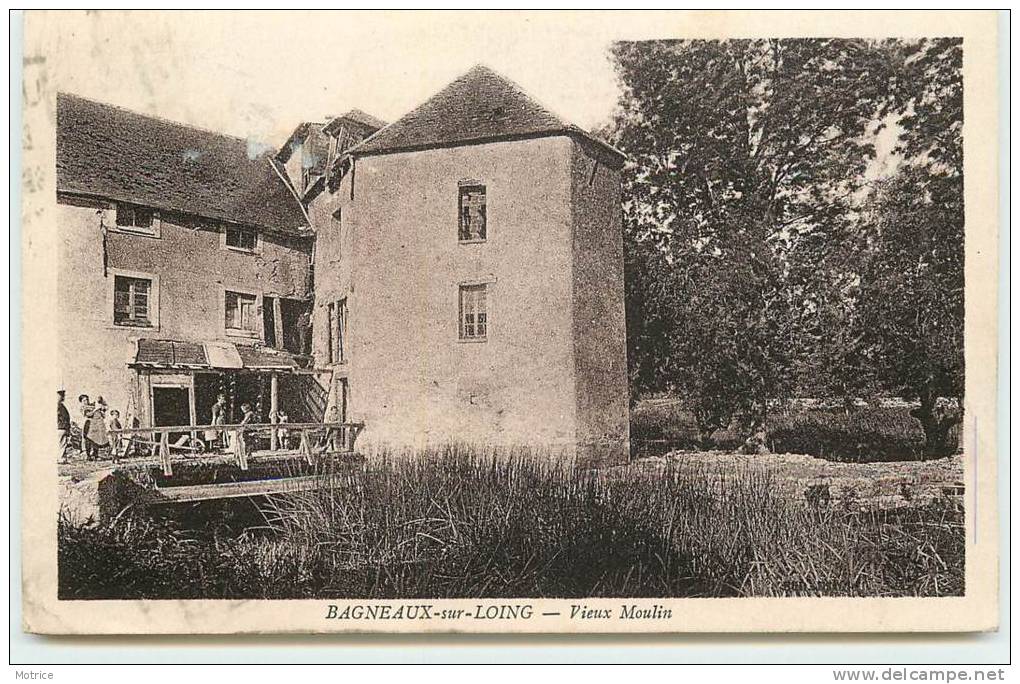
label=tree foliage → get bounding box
[610,37,965,455]
[610,38,892,441]
[857,38,964,454]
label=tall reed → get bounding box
[58,445,964,599]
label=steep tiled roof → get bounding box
[325,109,387,135]
[276,121,332,170]
[351,65,624,165]
[56,93,310,236]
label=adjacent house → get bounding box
[55,65,630,463]
[56,94,318,433]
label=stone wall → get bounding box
[569,140,631,464]
[343,137,579,452]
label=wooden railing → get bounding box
[108,422,365,477]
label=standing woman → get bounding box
[237,402,256,451]
[86,397,110,460]
[205,393,227,451]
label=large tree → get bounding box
[610,39,893,439]
[856,38,964,455]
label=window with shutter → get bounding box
[113,276,153,327]
[459,284,488,341]
[225,290,258,334]
[327,298,348,363]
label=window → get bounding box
[331,208,343,259]
[327,297,348,364]
[459,285,488,340]
[114,203,159,236]
[225,225,258,252]
[263,295,278,347]
[458,183,486,242]
[225,290,258,334]
[113,275,153,327]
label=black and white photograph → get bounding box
[18,10,1001,636]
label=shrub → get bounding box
[767,407,928,462]
[630,399,956,462]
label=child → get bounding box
[123,411,141,458]
[276,410,290,449]
[106,409,123,461]
[320,405,342,452]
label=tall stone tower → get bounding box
[310,65,630,464]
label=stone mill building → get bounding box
[55,65,630,463]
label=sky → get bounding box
[33,11,679,149]
[27,11,909,177]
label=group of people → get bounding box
[57,388,342,462]
[201,393,263,451]
[56,389,134,463]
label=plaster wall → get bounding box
[343,137,579,452]
[56,196,311,420]
[569,141,631,464]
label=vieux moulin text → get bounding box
[324,603,673,621]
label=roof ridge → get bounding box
[346,65,510,156]
[348,64,623,163]
[345,72,469,156]
[468,64,572,129]
[57,91,273,150]
[468,65,615,147]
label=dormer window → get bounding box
[114,202,160,237]
[458,182,486,243]
[224,225,259,253]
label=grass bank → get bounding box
[631,400,963,461]
[58,447,964,600]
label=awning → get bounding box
[204,341,242,369]
[131,338,301,371]
[134,339,207,369]
[235,344,300,370]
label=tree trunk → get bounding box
[696,428,714,451]
[841,387,857,417]
[911,392,962,457]
[740,399,770,455]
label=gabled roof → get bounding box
[56,93,310,236]
[324,109,387,136]
[276,121,332,169]
[350,65,624,166]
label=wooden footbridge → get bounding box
[59,421,365,509]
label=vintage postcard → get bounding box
[19,10,1000,634]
